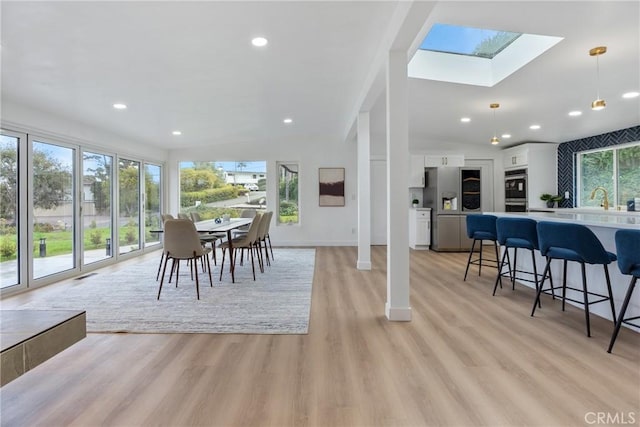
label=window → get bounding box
[82,151,113,265]
[0,133,21,289]
[577,142,640,208]
[118,158,140,254]
[179,161,267,219]
[144,163,162,247]
[32,139,76,279]
[420,23,522,59]
[277,162,299,224]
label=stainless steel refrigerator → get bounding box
[424,167,481,251]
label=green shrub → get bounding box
[34,222,55,232]
[125,227,137,244]
[90,219,97,229]
[279,200,298,216]
[0,238,17,258]
[181,186,239,208]
[89,229,102,248]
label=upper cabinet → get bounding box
[409,155,425,187]
[503,147,529,169]
[424,154,465,167]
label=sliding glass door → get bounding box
[0,133,21,289]
[118,158,141,254]
[31,139,76,279]
[82,151,113,265]
[145,163,162,247]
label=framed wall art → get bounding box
[318,167,345,207]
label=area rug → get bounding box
[18,249,315,334]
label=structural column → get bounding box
[385,49,411,321]
[357,111,372,270]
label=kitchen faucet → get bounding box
[590,186,610,210]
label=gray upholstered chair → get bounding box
[157,219,212,300]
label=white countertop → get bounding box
[530,207,640,217]
[487,211,640,229]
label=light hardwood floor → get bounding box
[1,247,638,426]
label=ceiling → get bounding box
[2,1,639,151]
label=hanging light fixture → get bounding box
[589,46,607,111]
[490,103,500,145]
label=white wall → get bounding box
[167,136,358,246]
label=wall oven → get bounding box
[505,168,528,212]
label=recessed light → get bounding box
[460,117,471,123]
[529,124,541,130]
[113,103,127,110]
[501,134,511,139]
[283,118,293,124]
[251,37,268,47]
[172,130,182,136]
[622,91,639,99]
[568,110,582,117]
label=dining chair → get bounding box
[190,211,225,266]
[157,219,213,300]
[232,209,256,237]
[156,214,175,280]
[263,211,275,260]
[219,212,263,281]
[258,211,274,266]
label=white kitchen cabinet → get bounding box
[409,155,426,187]
[425,154,464,167]
[409,208,431,249]
[501,143,558,209]
[502,147,529,169]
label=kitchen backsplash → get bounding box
[557,125,640,208]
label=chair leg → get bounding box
[156,251,165,281]
[512,248,518,290]
[157,254,170,300]
[175,260,180,288]
[492,248,509,296]
[580,263,591,337]
[267,235,274,260]
[607,276,637,353]
[531,249,541,308]
[211,240,218,266]
[219,248,227,281]
[249,245,256,281]
[478,240,484,277]
[205,254,213,287]
[464,239,477,281]
[603,264,616,322]
[532,257,551,316]
[193,252,200,300]
[561,260,568,311]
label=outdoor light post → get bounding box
[39,238,46,257]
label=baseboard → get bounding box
[356,260,371,270]
[385,302,412,321]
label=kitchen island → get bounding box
[487,210,640,332]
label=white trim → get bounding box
[385,302,412,321]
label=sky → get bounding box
[420,23,514,55]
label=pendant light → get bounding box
[490,103,500,145]
[589,46,607,111]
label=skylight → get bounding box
[409,23,563,87]
[420,23,522,59]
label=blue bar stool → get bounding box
[607,229,640,353]
[531,221,617,337]
[493,217,548,305]
[463,214,499,281]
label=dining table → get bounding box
[194,218,253,283]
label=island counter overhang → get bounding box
[485,210,640,332]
